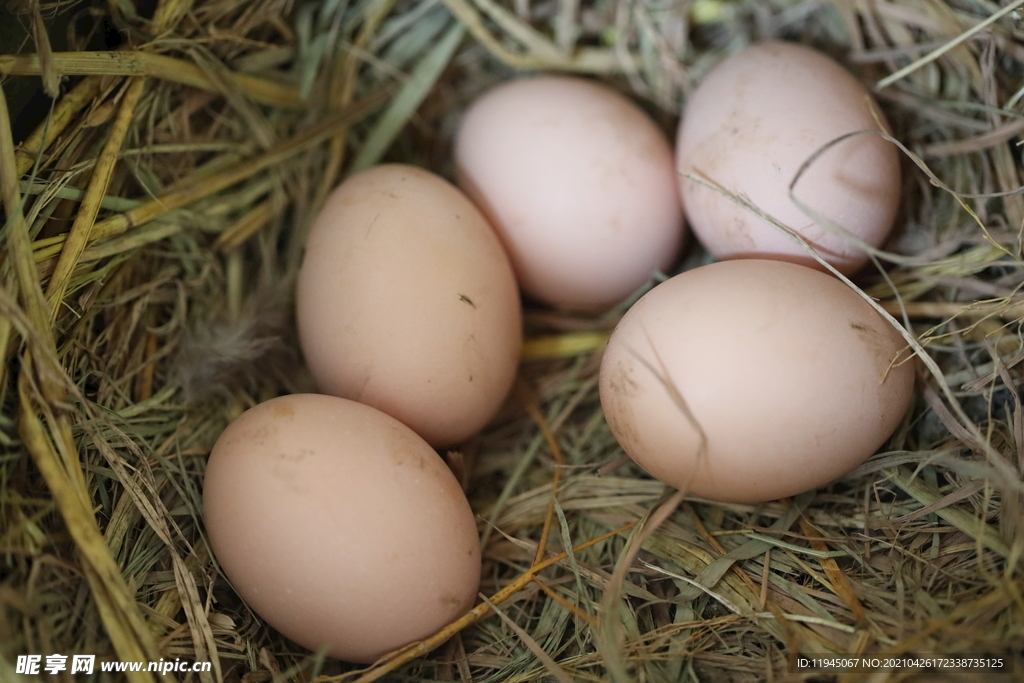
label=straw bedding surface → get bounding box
[1,0,1023,681]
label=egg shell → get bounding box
[599,259,914,503]
[296,164,522,447]
[454,75,685,311]
[676,41,901,275]
[203,394,482,663]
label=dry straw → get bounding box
[1,0,1023,681]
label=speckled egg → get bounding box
[599,259,915,502]
[203,394,482,663]
[296,164,522,447]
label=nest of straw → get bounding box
[1,0,1023,681]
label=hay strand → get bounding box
[32,90,387,262]
[0,52,303,109]
[45,77,146,317]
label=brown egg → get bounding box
[676,41,901,275]
[296,164,522,447]
[203,394,482,663]
[599,260,914,503]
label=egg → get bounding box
[454,75,685,311]
[296,164,522,447]
[676,41,901,275]
[203,394,481,663]
[599,260,914,503]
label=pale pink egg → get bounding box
[455,75,685,311]
[676,42,901,274]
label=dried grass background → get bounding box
[1,0,1023,681]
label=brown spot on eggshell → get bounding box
[278,448,310,462]
[600,361,644,460]
[272,400,294,419]
[848,318,906,383]
[439,594,464,609]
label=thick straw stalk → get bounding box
[0,52,303,109]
